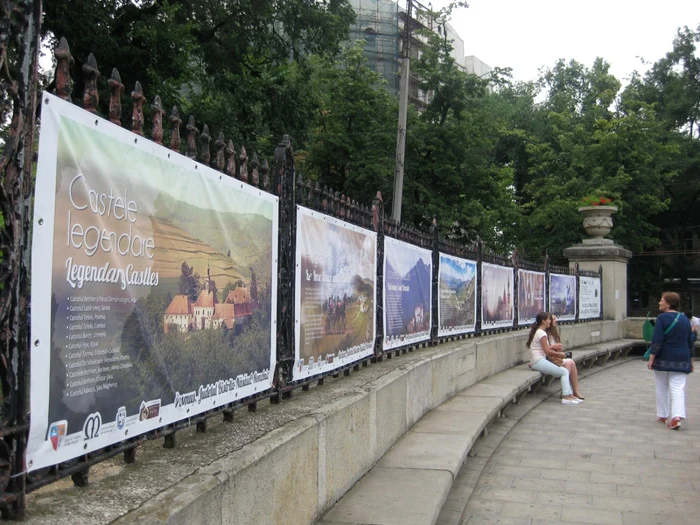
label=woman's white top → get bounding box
[529,328,548,364]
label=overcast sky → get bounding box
[434,0,700,84]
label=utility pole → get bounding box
[392,0,413,223]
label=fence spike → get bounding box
[262,159,270,192]
[250,153,259,187]
[314,181,322,208]
[225,140,236,177]
[306,179,313,206]
[334,191,341,218]
[151,96,164,145]
[339,194,346,219]
[186,116,198,159]
[108,68,123,125]
[200,124,211,166]
[215,132,225,171]
[55,37,74,100]
[169,106,182,152]
[322,186,330,213]
[131,81,145,136]
[82,53,100,113]
[239,145,248,183]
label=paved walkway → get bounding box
[459,360,700,525]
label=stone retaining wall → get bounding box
[114,320,623,525]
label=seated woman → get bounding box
[546,313,584,401]
[526,311,580,404]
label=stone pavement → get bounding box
[457,359,700,525]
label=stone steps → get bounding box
[317,339,643,525]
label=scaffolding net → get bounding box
[349,0,400,95]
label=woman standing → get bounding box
[648,292,695,430]
[527,311,580,404]
[547,314,584,401]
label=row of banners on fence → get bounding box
[27,93,601,472]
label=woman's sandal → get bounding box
[658,417,668,424]
[668,417,682,430]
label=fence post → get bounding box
[273,135,296,397]
[599,264,604,321]
[0,0,43,517]
[512,250,519,329]
[372,192,384,358]
[430,218,439,345]
[544,253,550,315]
[476,239,483,335]
[574,262,580,322]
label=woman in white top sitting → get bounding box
[526,311,580,405]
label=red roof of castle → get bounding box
[164,295,192,315]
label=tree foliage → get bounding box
[178,261,201,302]
[298,42,397,205]
[39,2,700,305]
[42,0,356,152]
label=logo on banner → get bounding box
[83,412,102,441]
[48,421,67,451]
[116,406,127,430]
[139,400,161,421]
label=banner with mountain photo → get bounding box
[383,236,432,350]
[579,276,601,319]
[481,263,514,329]
[549,273,577,321]
[28,93,278,471]
[438,253,477,337]
[294,206,377,381]
[517,269,545,325]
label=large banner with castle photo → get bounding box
[27,93,279,471]
[517,269,545,326]
[481,263,514,329]
[294,206,377,381]
[383,236,432,350]
[549,273,577,321]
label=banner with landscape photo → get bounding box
[549,273,577,320]
[517,269,545,325]
[28,93,278,471]
[481,263,514,329]
[383,237,432,350]
[294,207,377,380]
[438,254,477,337]
[579,276,601,319]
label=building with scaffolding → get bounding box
[349,0,401,95]
[348,1,486,108]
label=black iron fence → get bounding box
[0,34,603,518]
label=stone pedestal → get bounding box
[563,238,632,321]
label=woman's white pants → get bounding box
[654,370,686,419]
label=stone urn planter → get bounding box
[578,205,617,240]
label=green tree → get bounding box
[249,268,258,303]
[504,59,675,262]
[400,26,518,249]
[299,41,397,205]
[179,261,201,302]
[42,0,356,152]
[621,26,700,304]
